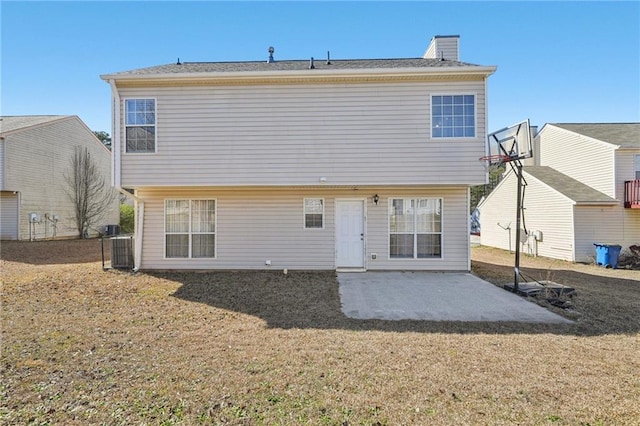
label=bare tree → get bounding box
[65,146,115,238]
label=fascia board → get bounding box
[100,65,497,82]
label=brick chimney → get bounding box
[423,35,460,61]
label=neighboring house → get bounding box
[101,35,497,271]
[479,123,640,262]
[0,115,119,240]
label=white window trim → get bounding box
[430,92,477,139]
[387,197,443,260]
[124,97,158,154]
[163,198,217,259]
[303,198,325,229]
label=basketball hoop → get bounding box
[479,154,511,170]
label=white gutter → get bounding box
[108,79,144,272]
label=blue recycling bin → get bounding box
[594,243,622,269]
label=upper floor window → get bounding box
[431,95,475,138]
[125,99,156,153]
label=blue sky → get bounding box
[2,1,639,134]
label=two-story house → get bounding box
[101,35,497,271]
[0,115,119,240]
[478,123,640,263]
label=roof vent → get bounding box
[326,51,331,65]
[176,57,181,65]
[309,57,315,69]
[267,46,275,63]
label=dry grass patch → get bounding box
[1,240,639,425]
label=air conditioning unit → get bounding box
[110,236,133,269]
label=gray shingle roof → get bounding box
[0,115,70,135]
[523,166,618,204]
[552,123,640,148]
[105,57,483,76]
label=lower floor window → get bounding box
[389,198,442,258]
[165,199,216,258]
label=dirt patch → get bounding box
[1,240,639,425]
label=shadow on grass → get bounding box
[165,266,639,336]
[0,239,106,265]
[471,261,640,336]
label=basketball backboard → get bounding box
[485,119,533,165]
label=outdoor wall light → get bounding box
[373,194,379,205]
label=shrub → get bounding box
[120,203,134,234]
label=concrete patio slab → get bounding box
[337,272,573,323]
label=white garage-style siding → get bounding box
[0,139,5,189]
[478,170,576,261]
[118,80,487,188]
[137,187,470,271]
[573,206,627,263]
[2,117,119,240]
[478,173,518,253]
[538,125,616,198]
[519,176,576,261]
[0,192,19,240]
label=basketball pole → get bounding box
[485,119,532,294]
[513,160,523,293]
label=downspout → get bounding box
[108,79,144,271]
[466,187,471,272]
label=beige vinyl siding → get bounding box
[136,186,470,271]
[538,125,616,197]
[479,171,576,261]
[4,117,119,240]
[573,205,633,263]
[366,188,469,271]
[118,81,487,188]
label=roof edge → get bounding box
[0,115,74,137]
[100,65,497,82]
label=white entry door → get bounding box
[335,200,365,268]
